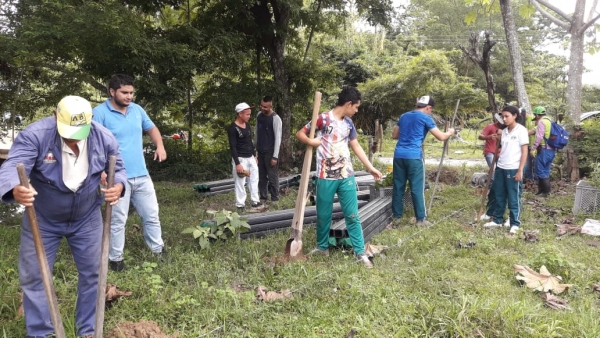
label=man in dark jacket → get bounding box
[0,96,126,338]
[255,96,282,202]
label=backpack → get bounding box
[543,117,569,149]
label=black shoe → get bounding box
[109,260,126,272]
[251,201,263,208]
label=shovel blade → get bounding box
[285,238,302,257]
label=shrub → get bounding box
[572,119,600,180]
[181,209,250,249]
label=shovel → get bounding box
[285,91,321,257]
[16,163,66,338]
[94,155,117,338]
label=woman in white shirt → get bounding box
[483,105,529,236]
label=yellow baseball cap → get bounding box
[56,96,93,140]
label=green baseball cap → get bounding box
[533,106,546,115]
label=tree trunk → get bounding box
[565,148,580,182]
[460,31,499,115]
[499,0,531,113]
[269,39,293,169]
[566,0,586,123]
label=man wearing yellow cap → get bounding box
[0,96,126,337]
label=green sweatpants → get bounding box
[316,176,365,255]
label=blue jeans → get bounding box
[20,209,102,337]
[484,153,494,168]
[392,158,426,221]
[109,175,164,261]
[535,148,556,179]
[523,151,536,181]
[491,168,523,227]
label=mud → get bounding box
[105,320,178,338]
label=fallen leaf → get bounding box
[587,241,600,247]
[523,230,539,243]
[365,243,388,255]
[556,224,581,237]
[592,284,600,295]
[514,265,573,294]
[347,329,357,338]
[540,292,571,310]
[255,286,293,302]
[106,284,132,303]
[132,224,141,231]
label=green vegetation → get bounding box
[182,209,250,249]
[2,170,600,337]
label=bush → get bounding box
[572,119,600,180]
[144,138,231,182]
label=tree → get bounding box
[499,0,531,113]
[460,31,500,116]
[192,0,394,168]
[531,0,600,123]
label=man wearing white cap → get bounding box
[0,96,126,337]
[228,102,261,212]
[391,95,455,225]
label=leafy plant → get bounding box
[181,209,250,249]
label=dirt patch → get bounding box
[230,281,253,293]
[105,320,178,338]
[427,168,459,185]
[263,253,306,267]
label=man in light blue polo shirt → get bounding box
[93,74,166,272]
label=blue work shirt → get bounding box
[0,117,127,225]
[393,110,437,159]
[92,100,155,178]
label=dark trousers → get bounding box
[392,158,426,221]
[257,151,280,201]
[491,168,523,227]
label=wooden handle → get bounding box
[477,142,500,221]
[94,155,117,338]
[16,163,66,338]
[291,91,322,234]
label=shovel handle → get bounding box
[94,155,117,338]
[16,163,66,338]
[477,141,500,221]
[291,91,321,230]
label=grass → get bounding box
[377,128,486,161]
[2,169,600,337]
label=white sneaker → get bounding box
[476,214,491,221]
[504,219,510,227]
[483,221,502,228]
[509,226,519,235]
[357,254,373,268]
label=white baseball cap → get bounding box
[235,102,254,113]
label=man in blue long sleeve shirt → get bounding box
[0,96,126,338]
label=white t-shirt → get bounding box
[61,138,89,192]
[497,124,528,170]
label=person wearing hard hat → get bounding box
[531,106,555,197]
[0,96,126,337]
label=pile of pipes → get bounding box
[194,174,301,194]
[240,200,369,239]
[329,194,392,244]
[193,171,374,196]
